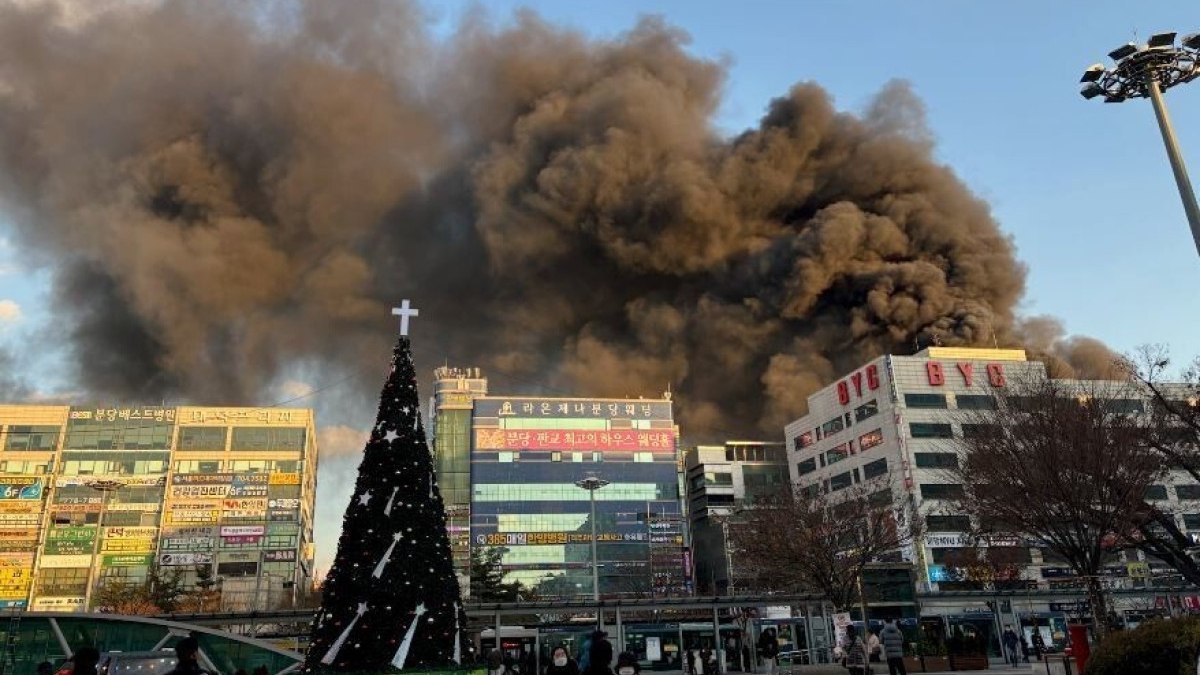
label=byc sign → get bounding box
[836,364,881,405]
[926,362,1006,387]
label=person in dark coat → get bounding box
[164,637,206,675]
[1001,625,1020,667]
[68,649,99,675]
[614,652,640,675]
[879,620,906,675]
[757,628,780,675]
[585,630,613,675]
[545,646,579,675]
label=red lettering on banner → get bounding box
[987,363,1006,387]
[957,362,974,386]
[866,365,880,390]
[850,372,863,397]
[927,362,945,385]
[837,381,850,405]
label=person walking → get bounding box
[1001,625,1020,667]
[843,626,869,675]
[1031,629,1045,660]
[163,637,207,675]
[585,630,614,675]
[879,620,906,675]
[756,628,779,675]
[546,646,580,675]
[866,630,882,664]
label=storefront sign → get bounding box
[105,502,161,512]
[182,408,300,424]
[31,597,84,611]
[926,534,971,548]
[473,531,649,546]
[475,429,675,451]
[174,473,269,485]
[102,554,153,567]
[159,552,213,566]
[56,476,165,487]
[264,549,295,562]
[167,510,219,524]
[39,554,93,568]
[0,479,43,501]
[476,398,671,420]
[269,510,299,522]
[0,542,37,553]
[46,527,96,542]
[222,499,267,511]
[221,535,261,545]
[162,537,214,551]
[104,527,158,539]
[52,503,101,514]
[229,485,268,497]
[1041,567,1074,578]
[0,514,39,525]
[268,473,300,485]
[101,538,154,553]
[70,407,175,422]
[268,498,300,509]
[837,364,882,405]
[171,485,229,498]
[220,525,265,537]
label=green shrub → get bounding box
[1084,617,1200,675]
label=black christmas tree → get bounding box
[304,317,463,672]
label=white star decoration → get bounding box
[358,492,372,506]
[356,602,368,615]
[384,429,400,443]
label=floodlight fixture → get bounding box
[1109,42,1139,61]
[1148,32,1177,49]
[1081,29,1200,257]
[1080,64,1106,83]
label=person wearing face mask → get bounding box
[615,652,640,675]
[545,646,579,675]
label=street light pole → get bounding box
[1080,31,1200,256]
[574,476,610,610]
[82,480,124,611]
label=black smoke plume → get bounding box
[0,1,1112,436]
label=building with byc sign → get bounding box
[0,404,317,612]
[470,395,688,599]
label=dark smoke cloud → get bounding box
[0,0,1112,438]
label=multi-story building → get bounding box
[469,395,688,599]
[430,366,488,590]
[783,347,1200,639]
[684,441,788,595]
[0,404,318,612]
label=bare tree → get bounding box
[948,376,1166,638]
[725,477,920,611]
[940,543,1031,590]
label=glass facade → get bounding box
[471,396,685,599]
[430,367,488,589]
[0,405,317,612]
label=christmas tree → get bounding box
[304,322,463,672]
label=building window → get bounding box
[927,515,971,532]
[862,458,888,480]
[914,453,959,469]
[905,394,947,409]
[920,483,965,500]
[1176,485,1200,501]
[830,471,854,492]
[1145,485,1168,501]
[4,425,60,451]
[592,452,602,463]
[826,444,850,465]
[1184,514,1200,530]
[956,395,997,410]
[497,452,515,463]
[821,417,845,436]
[633,452,653,463]
[910,423,953,439]
[572,452,583,463]
[930,547,971,565]
[178,427,227,451]
[551,451,562,462]
[867,489,892,508]
[796,432,814,450]
[230,427,306,452]
[855,400,879,422]
[797,458,817,476]
[859,429,884,450]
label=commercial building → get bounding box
[430,366,488,589]
[0,404,318,612]
[783,347,1200,648]
[683,441,788,595]
[470,395,688,599]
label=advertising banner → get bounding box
[473,531,649,546]
[268,498,300,510]
[174,473,268,485]
[46,526,97,545]
[0,502,40,513]
[0,514,40,525]
[0,478,44,500]
[101,538,155,553]
[0,542,37,553]
[104,527,158,539]
[51,504,102,514]
[102,554,153,567]
[264,549,295,562]
[222,498,267,511]
[180,407,302,425]
[229,485,268,497]
[268,473,300,486]
[171,485,229,498]
[474,429,675,452]
[70,406,174,422]
[161,536,214,551]
[267,522,299,535]
[220,525,265,537]
[167,510,219,524]
[159,552,213,566]
[221,535,262,545]
[268,510,299,522]
[31,597,84,611]
[106,502,161,512]
[39,554,93,568]
[44,540,91,556]
[56,476,165,487]
[476,398,671,420]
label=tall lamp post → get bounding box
[82,480,124,610]
[1081,31,1200,255]
[574,476,609,608]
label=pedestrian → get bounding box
[68,648,100,675]
[164,637,207,675]
[487,648,505,675]
[756,628,779,675]
[879,620,906,675]
[585,630,613,675]
[843,626,869,675]
[546,646,579,675]
[867,630,882,664]
[1001,625,1020,667]
[1019,631,1030,664]
[615,652,640,675]
[1031,629,1045,660]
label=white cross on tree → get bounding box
[392,300,419,336]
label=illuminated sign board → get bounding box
[475,429,675,451]
[475,398,671,420]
